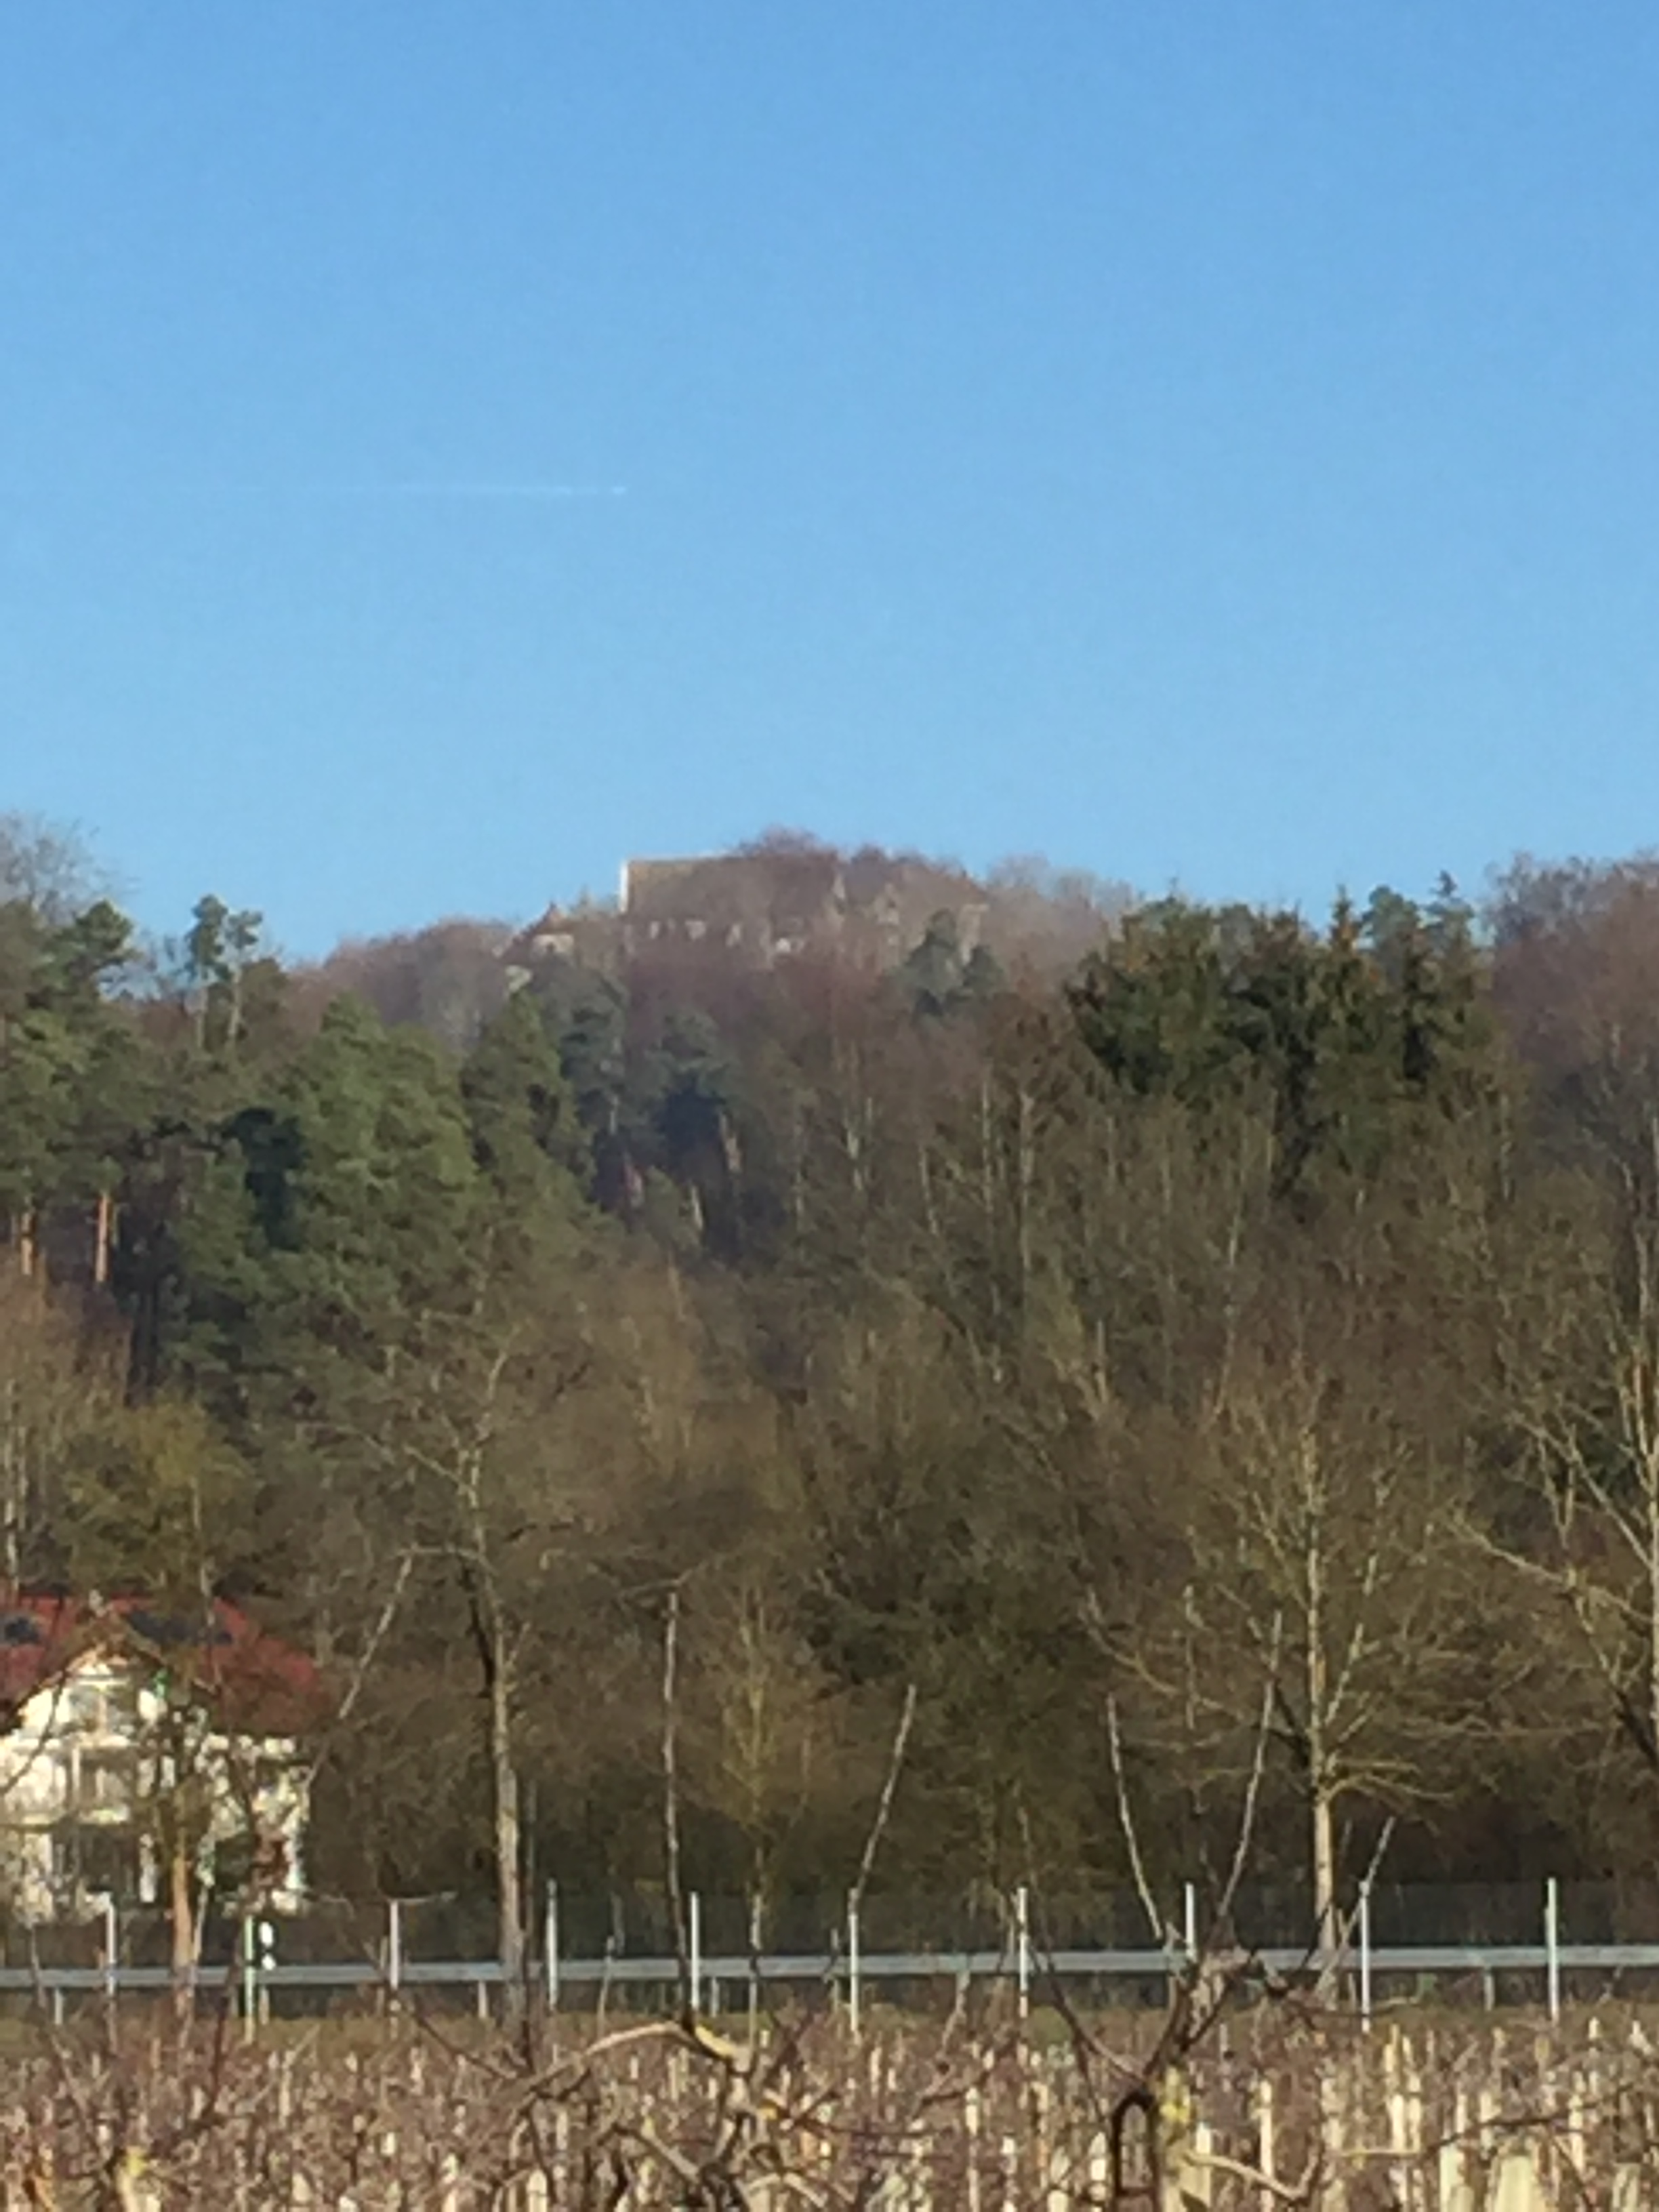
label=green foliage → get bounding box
[63,1396,251,1603]
[0,890,141,1216]
[182,893,267,1053]
[1068,891,1507,1200]
[462,989,590,1204]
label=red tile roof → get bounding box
[0,1595,327,1738]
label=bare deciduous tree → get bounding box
[1121,1300,1482,1962]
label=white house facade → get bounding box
[0,1599,321,1925]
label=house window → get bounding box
[212,1830,259,1898]
[53,1824,139,1904]
[75,1749,134,1816]
[66,1677,125,1735]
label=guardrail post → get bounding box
[240,1914,256,2043]
[846,1890,862,2040]
[387,1896,403,2003]
[1358,1877,1373,2030]
[544,1880,559,2015]
[747,1891,762,2044]
[102,1896,118,2011]
[1183,1879,1197,1963]
[1015,1884,1031,2024]
[689,1890,703,2017]
[1545,1876,1561,2024]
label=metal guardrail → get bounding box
[9,1941,1659,1999]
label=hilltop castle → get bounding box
[512,843,990,975]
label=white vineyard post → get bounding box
[1544,1877,1561,2025]
[1255,2077,1276,2212]
[387,1896,403,2002]
[689,1889,703,2017]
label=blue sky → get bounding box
[3,3,1658,955]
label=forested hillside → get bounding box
[7,811,1659,1931]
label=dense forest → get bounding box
[9,811,1659,1950]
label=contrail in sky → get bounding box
[163,479,629,504]
[327,481,627,499]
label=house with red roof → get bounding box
[0,1593,326,1924]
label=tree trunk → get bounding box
[1301,1456,1338,1984]
[1311,1784,1338,1989]
[169,1837,196,2020]
[489,1643,524,2012]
